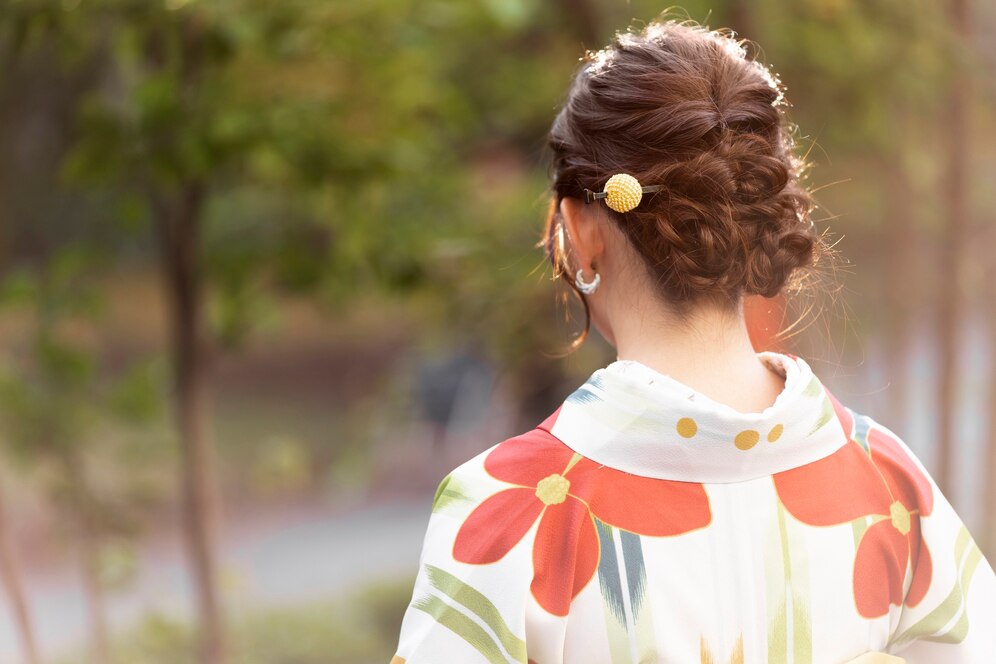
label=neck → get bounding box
[608,296,785,415]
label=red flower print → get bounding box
[453,415,711,616]
[773,388,933,619]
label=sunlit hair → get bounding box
[542,16,833,349]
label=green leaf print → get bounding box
[889,526,984,648]
[431,473,473,514]
[767,500,813,664]
[412,593,511,664]
[413,564,527,663]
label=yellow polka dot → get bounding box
[734,430,760,450]
[676,417,698,438]
[767,424,784,442]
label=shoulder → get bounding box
[396,430,546,663]
[405,422,573,620]
[834,397,914,458]
[774,395,937,538]
[816,382,924,477]
[828,397,936,516]
[430,416,568,515]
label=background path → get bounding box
[0,496,432,662]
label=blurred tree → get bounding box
[2,3,586,655]
[51,4,338,661]
[974,10,996,558]
[553,0,602,45]
[0,484,39,664]
[740,0,978,450]
[985,254,996,556]
[727,0,758,42]
[937,0,972,496]
[0,246,163,664]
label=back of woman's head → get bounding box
[545,17,826,312]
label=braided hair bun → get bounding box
[545,18,826,310]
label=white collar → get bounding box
[541,352,848,483]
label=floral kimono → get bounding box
[392,352,996,663]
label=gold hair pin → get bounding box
[583,173,663,213]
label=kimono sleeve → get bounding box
[392,456,534,664]
[884,430,996,662]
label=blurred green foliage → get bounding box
[0,244,166,539]
[4,0,986,357]
[56,576,412,664]
[4,0,986,364]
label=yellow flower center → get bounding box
[535,473,570,506]
[890,500,911,535]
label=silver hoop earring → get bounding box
[575,268,601,295]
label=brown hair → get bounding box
[543,18,827,344]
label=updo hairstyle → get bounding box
[544,18,827,339]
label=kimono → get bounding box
[393,351,996,663]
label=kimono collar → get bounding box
[541,351,848,484]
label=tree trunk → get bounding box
[72,503,110,664]
[728,0,758,42]
[936,0,970,495]
[0,489,41,664]
[554,0,600,46]
[880,151,917,428]
[984,286,996,559]
[61,453,111,664]
[154,181,227,664]
[78,531,110,664]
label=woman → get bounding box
[392,17,996,663]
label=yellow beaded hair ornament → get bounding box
[584,173,663,213]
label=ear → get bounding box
[559,196,606,272]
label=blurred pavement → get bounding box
[0,498,431,662]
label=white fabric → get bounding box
[393,352,996,663]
